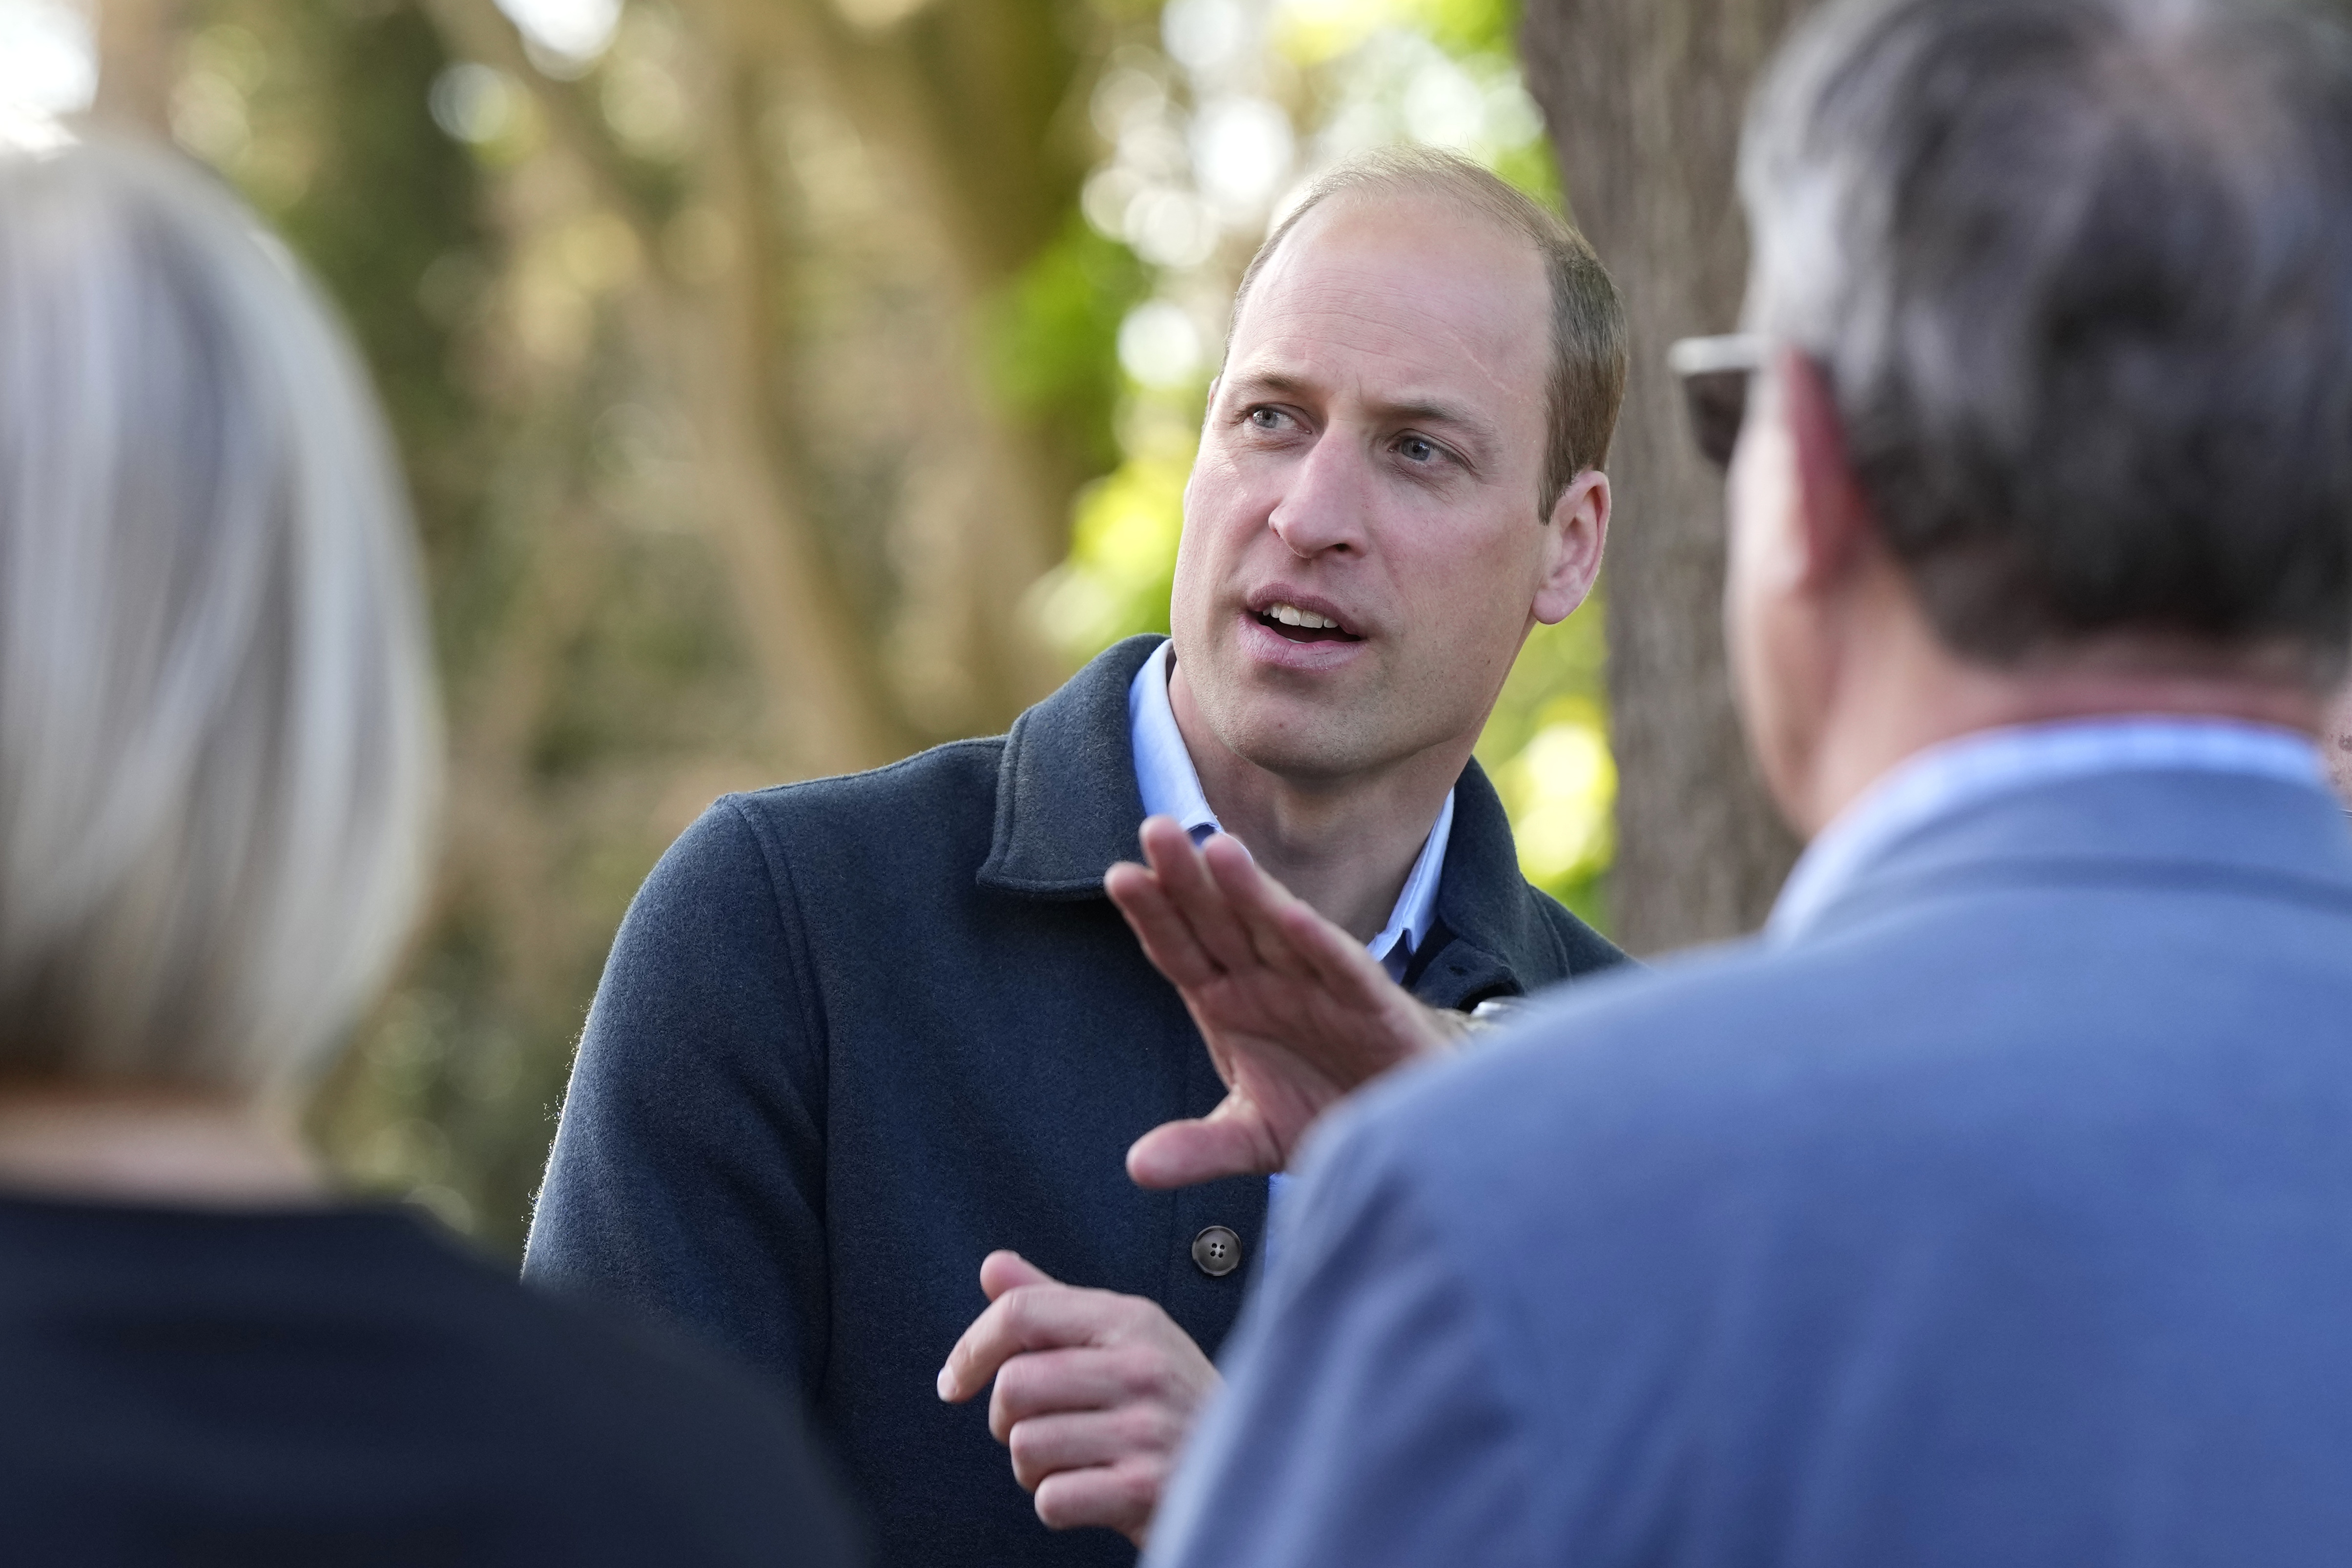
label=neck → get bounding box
[1168,661,1464,940]
[1794,588,2321,835]
[0,1083,324,1207]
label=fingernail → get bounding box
[935,1366,955,1401]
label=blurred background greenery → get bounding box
[2,0,1617,1255]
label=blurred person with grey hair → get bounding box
[1140,0,2352,1564]
[0,139,857,1567]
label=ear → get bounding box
[1777,349,1874,588]
[1532,468,1610,625]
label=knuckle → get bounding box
[1117,1345,1176,1401]
[1007,1420,1049,1472]
[1102,1462,1161,1525]
[1010,1452,1049,1493]
[1034,1474,1114,1533]
[1120,1402,1179,1454]
[991,1354,1036,1407]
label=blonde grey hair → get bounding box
[0,140,440,1092]
[1739,0,2352,681]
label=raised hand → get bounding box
[1104,816,1458,1189]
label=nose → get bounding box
[1267,429,1371,559]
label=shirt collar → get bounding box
[1770,715,2328,944]
[1129,642,1455,978]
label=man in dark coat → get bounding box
[523,145,1628,1567]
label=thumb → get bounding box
[1127,1104,1281,1189]
[979,1248,1057,1301]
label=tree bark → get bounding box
[1521,0,1815,955]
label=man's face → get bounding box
[1169,193,1594,784]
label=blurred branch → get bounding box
[417,0,915,771]
[688,0,1084,722]
[415,0,660,245]
[672,43,914,768]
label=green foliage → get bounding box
[1403,0,1520,57]
[1029,443,1191,659]
[984,214,1152,475]
[195,1,481,507]
[1473,606,1613,928]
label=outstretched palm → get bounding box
[1105,817,1454,1189]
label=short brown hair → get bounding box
[1227,146,1629,518]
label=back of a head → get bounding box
[1741,0,2352,683]
[0,141,438,1093]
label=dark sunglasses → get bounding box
[1668,333,1765,469]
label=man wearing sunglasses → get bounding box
[1134,0,2352,1563]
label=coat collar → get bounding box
[1799,765,2352,942]
[1406,759,1562,1009]
[976,635,1162,899]
[976,634,1554,1004]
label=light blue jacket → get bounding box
[1149,762,2352,1567]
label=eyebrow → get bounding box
[1225,371,1505,469]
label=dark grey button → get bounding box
[1191,1225,1242,1278]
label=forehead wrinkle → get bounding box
[1263,273,1537,388]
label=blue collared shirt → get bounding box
[1128,641,1455,982]
[1771,714,2328,943]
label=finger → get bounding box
[1268,891,1396,1011]
[1104,862,1221,989]
[1127,1100,1282,1188]
[1140,819,1262,975]
[980,1249,1056,1301]
[937,1282,1119,1403]
[1007,1406,1180,1492]
[1032,1461,1161,1543]
[1199,833,1313,975]
[985,1346,1141,1438]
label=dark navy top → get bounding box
[0,1193,858,1566]
[524,635,1625,1568]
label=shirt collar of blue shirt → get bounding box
[1770,714,2328,944]
[1129,640,1455,982]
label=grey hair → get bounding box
[1230,145,1629,518]
[1741,0,2352,681]
[0,140,439,1092]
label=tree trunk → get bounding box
[1520,0,1816,955]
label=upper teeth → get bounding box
[1268,602,1341,630]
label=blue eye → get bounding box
[1248,407,1282,429]
[1399,435,1436,462]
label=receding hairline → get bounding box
[1225,176,1560,358]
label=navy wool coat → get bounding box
[523,635,1625,1568]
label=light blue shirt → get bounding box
[1129,640,1455,1229]
[1771,715,2327,943]
[1128,640,1454,982]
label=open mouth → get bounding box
[1254,600,1363,644]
